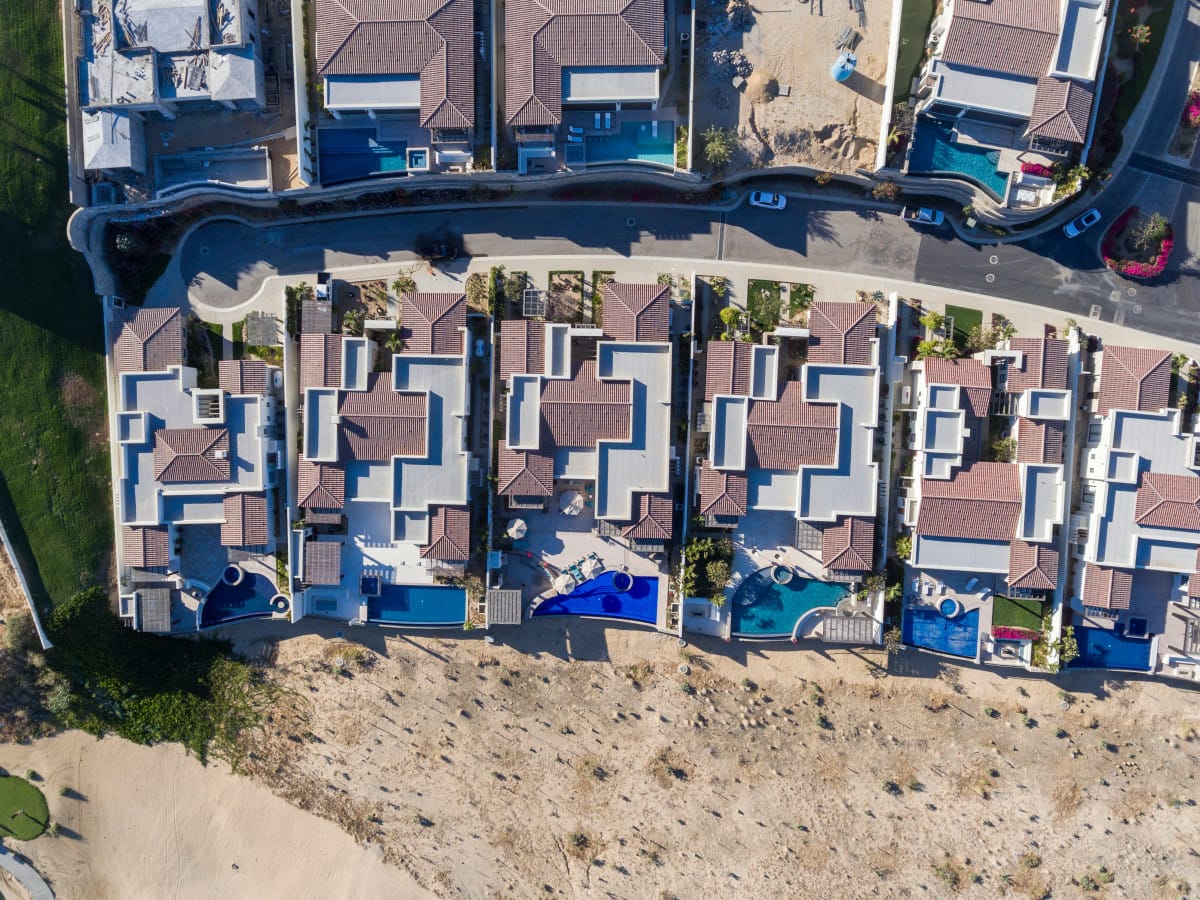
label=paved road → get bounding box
[0,843,54,900]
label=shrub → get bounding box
[814,171,834,186]
[1020,162,1055,177]
[883,627,902,654]
[701,125,736,171]
[893,534,912,561]
[872,180,900,201]
[3,611,34,652]
[391,274,416,297]
[1186,91,1200,128]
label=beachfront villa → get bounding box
[292,292,473,627]
[692,300,883,643]
[108,306,286,633]
[1071,345,1200,677]
[899,335,1082,668]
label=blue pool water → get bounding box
[533,571,659,624]
[319,128,408,184]
[903,606,980,658]
[368,584,467,626]
[586,122,675,167]
[908,119,1009,200]
[202,573,278,627]
[1068,626,1154,671]
[730,568,850,637]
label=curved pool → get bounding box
[730,568,850,638]
[533,571,659,625]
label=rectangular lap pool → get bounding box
[903,606,980,658]
[319,128,407,184]
[1068,626,1154,671]
[585,122,675,167]
[368,584,466,626]
[532,572,659,625]
[908,118,1009,200]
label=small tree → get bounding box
[1131,212,1170,253]
[701,125,736,170]
[990,436,1017,463]
[384,332,404,353]
[919,311,945,334]
[706,559,732,592]
[342,308,364,336]
[893,533,912,561]
[883,626,903,654]
[916,338,957,359]
[718,306,742,334]
[965,324,1001,353]
[392,274,417,297]
[465,272,487,313]
[1128,23,1151,46]
[1054,626,1080,669]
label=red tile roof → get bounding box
[400,292,466,355]
[1133,472,1200,532]
[821,516,874,573]
[540,358,631,447]
[916,462,1022,542]
[497,441,555,496]
[111,308,185,374]
[221,492,269,547]
[746,382,839,470]
[338,373,428,461]
[620,492,672,541]
[297,459,346,510]
[807,301,875,366]
[315,0,476,129]
[504,0,665,127]
[421,505,471,561]
[1098,345,1172,415]
[697,460,748,517]
[303,540,343,585]
[1007,338,1068,392]
[1028,76,1094,144]
[301,333,344,390]
[1190,550,1200,599]
[153,428,231,483]
[602,282,670,343]
[940,0,1059,79]
[704,341,755,400]
[499,320,545,381]
[219,359,271,395]
[1081,562,1133,611]
[123,525,169,568]
[1007,540,1058,591]
[1016,417,1065,465]
[924,357,993,418]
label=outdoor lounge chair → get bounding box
[568,125,584,135]
[566,134,583,144]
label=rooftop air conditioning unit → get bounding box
[213,449,229,460]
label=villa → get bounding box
[503,0,676,173]
[908,0,1109,207]
[1071,345,1200,676]
[109,307,286,633]
[313,0,476,177]
[293,292,473,625]
[900,335,1082,667]
[692,300,882,642]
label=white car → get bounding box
[749,191,786,210]
[1063,208,1101,238]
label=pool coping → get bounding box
[530,610,659,627]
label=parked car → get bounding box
[901,206,945,227]
[419,241,459,261]
[1063,208,1102,238]
[748,191,787,210]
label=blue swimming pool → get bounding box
[730,568,849,638]
[903,606,980,658]
[586,121,675,167]
[202,572,279,627]
[1068,626,1154,671]
[908,118,1009,200]
[319,128,408,184]
[533,571,659,624]
[368,584,467,626]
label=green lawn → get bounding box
[0,774,49,840]
[747,280,782,332]
[205,322,224,363]
[944,304,982,353]
[0,0,111,605]
[895,0,935,102]
[789,283,816,317]
[992,596,1046,633]
[231,319,245,359]
[1111,2,1174,126]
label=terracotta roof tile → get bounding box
[500,320,545,381]
[497,441,555,496]
[221,492,269,547]
[1007,540,1058,591]
[704,341,755,400]
[338,373,428,461]
[1016,417,1065,465]
[1133,472,1200,532]
[123,525,169,568]
[540,358,631,447]
[400,292,466,355]
[303,540,343,585]
[153,428,231,483]
[420,505,471,561]
[297,459,346,510]
[1028,76,1094,144]
[939,0,1059,79]
[602,282,670,343]
[620,492,672,540]
[1190,550,1200,599]
[916,462,1022,541]
[821,516,874,573]
[219,359,271,395]
[1007,338,1068,392]
[745,382,839,470]
[111,308,185,374]
[301,333,344,390]
[1081,562,1133,611]
[924,357,993,418]
[807,301,875,366]
[1098,345,1172,415]
[698,459,748,517]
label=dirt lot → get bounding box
[694,0,890,173]
[214,618,1200,898]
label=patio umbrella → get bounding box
[554,571,576,594]
[560,490,585,516]
[583,556,603,578]
[507,518,528,539]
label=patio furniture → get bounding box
[560,491,585,516]
[568,125,584,136]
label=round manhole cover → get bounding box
[985,273,996,283]
[1126,288,1136,297]
[626,217,637,228]
[1133,304,1143,314]
[989,255,999,265]
[200,246,210,256]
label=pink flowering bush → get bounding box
[1185,91,1200,128]
[1020,162,1055,178]
[1102,207,1173,279]
[993,626,1039,641]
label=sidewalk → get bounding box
[0,843,54,900]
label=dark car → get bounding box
[419,241,459,261]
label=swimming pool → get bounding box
[532,571,659,625]
[908,118,1009,200]
[202,572,279,627]
[585,122,675,167]
[902,606,980,658]
[368,584,467,626]
[1068,626,1154,671]
[729,568,849,638]
[318,128,408,184]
